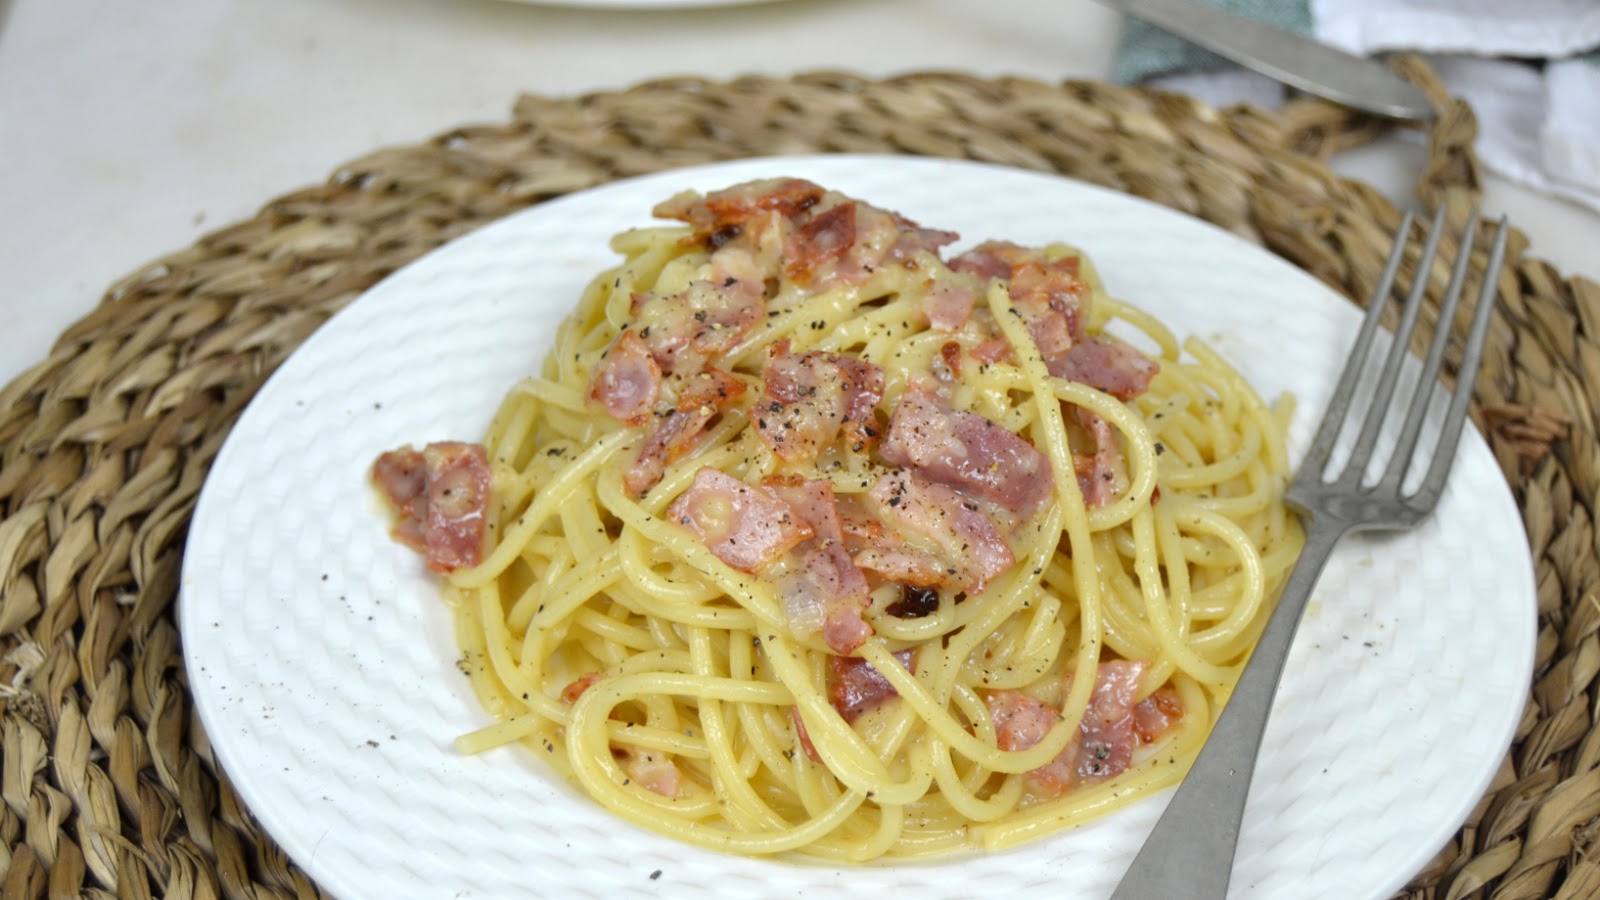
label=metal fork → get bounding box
[1110,208,1509,899]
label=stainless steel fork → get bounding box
[1110,208,1510,899]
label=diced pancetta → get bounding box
[835,355,886,451]
[948,242,1021,282]
[622,369,747,497]
[777,541,873,654]
[589,329,661,426]
[925,281,979,332]
[971,338,1012,366]
[784,199,955,289]
[984,689,1059,752]
[372,441,492,573]
[755,341,884,461]
[878,389,1054,516]
[1068,406,1123,508]
[1072,660,1144,781]
[932,341,963,383]
[372,447,428,549]
[828,650,916,723]
[632,278,763,376]
[952,242,1098,376]
[618,748,680,798]
[852,544,952,589]
[657,180,954,294]
[1007,254,1087,348]
[668,468,813,573]
[834,494,885,545]
[623,406,715,497]
[985,660,1180,799]
[673,366,747,413]
[1132,688,1184,744]
[784,201,857,286]
[654,178,827,247]
[561,672,603,703]
[865,469,1015,594]
[761,475,845,543]
[1049,335,1160,400]
[794,707,822,763]
[887,216,959,264]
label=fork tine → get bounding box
[1413,215,1509,503]
[1334,206,1448,488]
[1378,209,1480,490]
[1299,211,1415,479]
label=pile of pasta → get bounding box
[417,179,1303,861]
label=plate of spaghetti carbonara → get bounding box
[181,155,1534,900]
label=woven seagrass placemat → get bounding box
[2,57,1596,899]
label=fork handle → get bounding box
[1110,519,1346,899]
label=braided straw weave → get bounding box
[2,58,1595,899]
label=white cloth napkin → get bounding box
[1116,0,1600,213]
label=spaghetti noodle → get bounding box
[373,178,1303,861]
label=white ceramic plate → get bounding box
[180,155,1534,900]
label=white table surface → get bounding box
[2,0,1596,389]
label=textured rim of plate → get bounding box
[180,154,1535,900]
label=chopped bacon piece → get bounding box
[622,369,747,497]
[787,200,953,289]
[561,672,603,704]
[952,242,1094,374]
[971,338,1012,366]
[778,542,873,654]
[784,202,856,285]
[984,689,1059,752]
[1132,688,1184,744]
[878,389,1054,516]
[828,650,915,723]
[589,330,661,426]
[949,242,1021,282]
[1050,335,1159,400]
[623,406,715,497]
[888,217,959,263]
[834,494,885,545]
[1068,406,1123,508]
[655,178,826,246]
[865,469,1015,594]
[935,342,964,383]
[372,447,428,548]
[657,179,953,292]
[668,468,813,573]
[760,476,876,652]
[1014,296,1076,362]
[852,544,951,588]
[674,366,747,412]
[617,748,680,797]
[1072,660,1145,782]
[1008,257,1086,349]
[986,660,1178,799]
[794,707,822,763]
[926,281,979,333]
[632,279,763,376]
[835,356,886,451]
[755,341,884,461]
[761,475,844,543]
[707,242,770,295]
[372,441,491,573]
